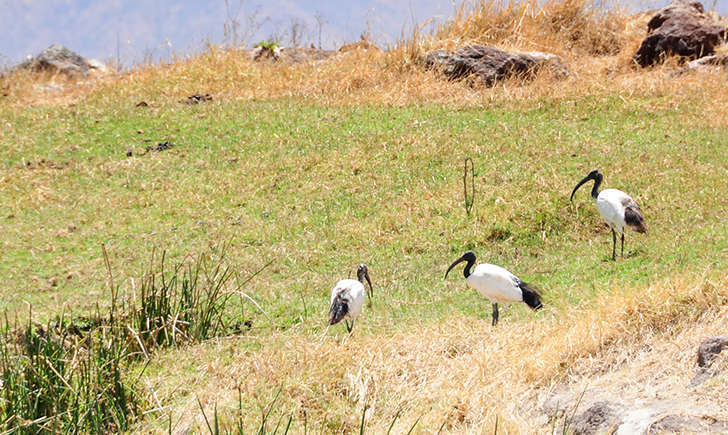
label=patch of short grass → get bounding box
[1,96,726,329]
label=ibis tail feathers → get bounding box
[519,282,543,311]
[328,295,349,326]
[624,206,647,233]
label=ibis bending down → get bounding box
[328,264,373,333]
[444,251,543,326]
[570,169,647,261]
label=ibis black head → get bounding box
[570,169,603,201]
[445,251,477,279]
[356,264,373,299]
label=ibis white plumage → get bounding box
[570,169,647,260]
[444,251,543,326]
[328,264,373,333]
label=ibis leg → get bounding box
[345,320,353,333]
[611,229,617,261]
[492,303,499,326]
[621,233,625,257]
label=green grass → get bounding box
[1,95,727,335]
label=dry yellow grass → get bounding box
[141,272,728,433]
[1,0,726,115]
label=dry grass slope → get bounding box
[144,274,727,433]
[1,0,726,115]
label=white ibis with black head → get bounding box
[328,264,373,333]
[444,251,543,326]
[570,169,647,261]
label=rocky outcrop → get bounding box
[18,44,106,78]
[633,0,727,67]
[424,45,568,86]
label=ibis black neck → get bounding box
[357,264,373,298]
[462,257,475,279]
[590,173,603,200]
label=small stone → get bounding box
[571,401,622,435]
[145,141,173,152]
[183,93,213,104]
[648,415,728,434]
[697,335,728,367]
[251,45,281,62]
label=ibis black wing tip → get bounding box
[519,282,543,311]
[328,295,349,326]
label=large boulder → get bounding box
[17,44,107,78]
[633,0,726,67]
[424,45,568,86]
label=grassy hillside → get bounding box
[3,96,726,321]
[1,0,727,432]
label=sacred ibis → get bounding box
[444,251,543,326]
[570,169,647,261]
[328,264,373,333]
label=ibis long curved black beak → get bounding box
[357,264,373,301]
[444,256,466,279]
[570,173,595,202]
[364,270,373,300]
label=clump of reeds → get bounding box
[0,245,261,432]
[0,310,141,432]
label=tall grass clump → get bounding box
[390,0,627,69]
[436,0,626,55]
[0,312,141,432]
[0,246,260,432]
[130,249,237,352]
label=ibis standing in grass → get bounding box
[328,264,373,333]
[570,169,647,261]
[444,251,543,326]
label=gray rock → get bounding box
[647,415,728,434]
[424,45,568,86]
[18,44,100,77]
[671,54,728,75]
[689,54,728,68]
[697,334,728,367]
[571,401,622,435]
[689,367,718,387]
[251,45,281,62]
[633,0,726,67]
